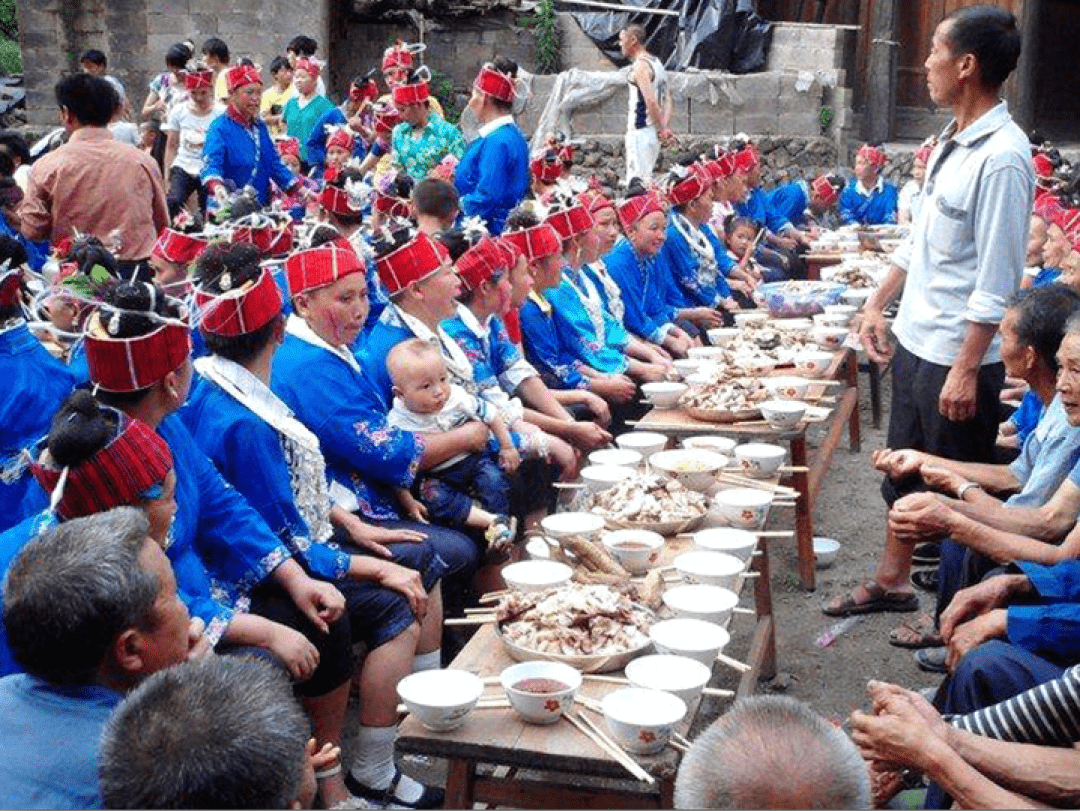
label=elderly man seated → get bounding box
[826,287,1080,665]
[675,695,871,809]
[100,656,319,809]
[0,508,204,809]
[852,678,1080,809]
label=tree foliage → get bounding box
[0,0,16,43]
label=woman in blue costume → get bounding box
[454,59,530,235]
[202,64,305,208]
[0,238,74,532]
[604,181,698,357]
[184,242,445,809]
[304,75,372,179]
[270,243,481,613]
[768,173,845,234]
[837,143,899,226]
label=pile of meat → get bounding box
[585,472,708,524]
[827,265,878,288]
[497,584,652,657]
[680,377,770,412]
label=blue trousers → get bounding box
[935,540,1005,622]
[418,453,511,529]
[926,640,1065,808]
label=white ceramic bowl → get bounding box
[580,464,636,493]
[760,399,808,430]
[733,311,769,328]
[682,435,738,456]
[601,529,665,575]
[626,654,712,707]
[588,448,643,468]
[501,560,573,593]
[841,287,873,309]
[525,536,554,560]
[793,350,835,378]
[774,317,814,332]
[713,487,774,529]
[687,346,730,362]
[672,358,709,378]
[706,327,740,347]
[824,303,858,321]
[692,527,758,562]
[615,432,668,459]
[649,617,731,665]
[540,511,606,540]
[813,312,850,329]
[602,687,687,755]
[813,536,841,568]
[648,449,727,492]
[641,381,688,409]
[674,550,746,590]
[500,660,582,724]
[663,584,740,626]
[742,356,779,377]
[813,326,849,350]
[764,376,811,401]
[733,442,787,479]
[396,669,484,732]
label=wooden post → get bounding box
[866,0,899,143]
[1007,0,1041,132]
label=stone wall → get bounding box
[17,0,328,128]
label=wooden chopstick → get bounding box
[582,674,631,686]
[731,606,755,615]
[478,589,510,604]
[669,739,690,753]
[701,687,735,698]
[716,652,752,673]
[444,616,496,626]
[778,465,810,473]
[671,731,693,748]
[565,710,654,784]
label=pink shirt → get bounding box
[20,127,168,260]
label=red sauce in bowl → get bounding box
[513,677,569,694]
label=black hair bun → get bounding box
[47,390,118,467]
[195,242,262,294]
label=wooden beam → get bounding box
[866,0,899,142]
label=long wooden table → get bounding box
[633,347,860,590]
[397,533,776,809]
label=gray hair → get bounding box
[99,656,310,809]
[674,695,871,810]
[2,507,158,685]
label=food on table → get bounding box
[827,264,877,288]
[679,377,770,412]
[584,472,709,525]
[513,677,571,694]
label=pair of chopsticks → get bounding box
[564,709,655,784]
[582,673,734,699]
[574,694,697,755]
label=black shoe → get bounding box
[914,646,948,674]
[910,569,939,593]
[344,767,445,809]
[912,542,940,566]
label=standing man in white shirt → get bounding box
[619,24,673,184]
[827,5,1034,616]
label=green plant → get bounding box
[532,0,560,74]
[819,106,834,134]
[429,69,461,124]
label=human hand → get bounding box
[499,445,521,474]
[185,617,212,661]
[889,492,955,541]
[851,690,948,771]
[547,435,582,481]
[590,374,636,404]
[307,738,341,775]
[858,307,894,365]
[565,419,612,452]
[288,576,346,634]
[349,518,427,557]
[403,497,429,525]
[920,464,968,496]
[939,364,978,423]
[458,420,491,453]
[268,623,320,681]
[871,448,924,479]
[375,560,428,618]
[689,307,723,329]
[866,680,948,739]
[947,610,1008,670]
[940,574,1029,642]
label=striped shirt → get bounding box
[948,665,1080,746]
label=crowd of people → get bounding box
[1,3,1080,809]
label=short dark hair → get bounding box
[100,656,310,809]
[1011,285,1080,374]
[80,49,107,67]
[165,42,193,70]
[412,177,459,219]
[287,35,318,57]
[723,214,758,237]
[269,55,291,76]
[622,24,647,44]
[55,73,117,127]
[0,132,30,166]
[3,508,159,686]
[195,242,282,364]
[944,5,1021,89]
[201,37,230,63]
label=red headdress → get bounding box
[294,57,321,78]
[350,78,379,105]
[285,244,366,297]
[232,223,294,258]
[326,126,356,153]
[382,41,418,72]
[392,79,430,108]
[84,306,192,393]
[373,190,412,220]
[1033,153,1055,180]
[810,175,843,208]
[531,153,565,184]
[732,145,760,174]
[373,102,402,135]
[225,64,262,93]
[665,165,710,208]
[375,231,448,295]
[0,258,21,309]
[457,236,513,291]
[1034,194,1063,224]
[501,223,562,264]
[616,191,665,232]
[30,411,173,520]
[857,143,888,169]
[183,67,214,91]
[151,229,209,265]
[546,202,596,241]
[321,185,359,218]
[1061,208,1080,239]
[276,137,301,161]
[474,64,516,104]
[194,266,283,338]
[579,185,614,215]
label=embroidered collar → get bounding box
[382,304,475,386]
[285,313,362,373]
[527,290,553,315]
[856,177,884,197]
[478,115,514,138]
[455,303,492,340]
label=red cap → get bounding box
[1033,153,1055,179]
[382,44,414,72]
[321,185,360,218]
[579,188,614,215]
[184,68,214,91]
[733,146,760,174]
[286,244,366,297]
[858,143,888,168]
[457,236,513,291]
[85,309,192,393]
[326,127,356,153]
[373,102,401,135]
[474,65,515,104]
[376,231,447,295]
[294,57,321,78]
[0,262,20,309]
[546,203,595,240]
[502,223,562,263]
[373,191,412,219]
[152,229,209,265]
[616,191,665,231]
[276,137,301,160]
[531,154,565,184]
[232,224,293,258]
[1062,208,1080,238]
[195,266,283,338]
[665,165,710,207]
[349,79,379,105]
[30,412,173,520]
[392,81,429,107]
[225,64,263,93]
[810,175,842,208]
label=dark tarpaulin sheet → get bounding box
[567,0,772,73]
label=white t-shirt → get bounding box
[164,102,225,176]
